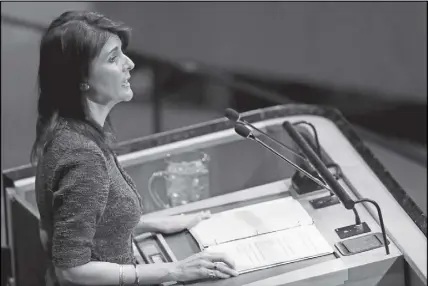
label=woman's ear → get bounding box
[80,82,90,92]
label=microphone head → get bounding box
[234,123,254,139]
[225,108,240,122]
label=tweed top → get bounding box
[35,121,143,283]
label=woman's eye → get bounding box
[109,56,118,63]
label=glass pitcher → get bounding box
[148,151,210,209]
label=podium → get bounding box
[133,180,403,286]
[2,104,426,286]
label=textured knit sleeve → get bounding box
[51,145,109,268]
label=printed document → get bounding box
[204,224,333,273]
[189,197,313,248]
[189,197,333,273]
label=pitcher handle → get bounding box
[148,171,170,209]
[201,152,210,162]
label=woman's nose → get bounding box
[124,55,135,71]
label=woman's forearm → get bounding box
[57,261,175,285]
[136,211,210,236]
[135,216,164,234]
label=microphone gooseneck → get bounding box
[281,121,389,254]
[234,123,330,191]
[225,108,306,161]
[282,121,355,210]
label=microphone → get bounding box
[226,108,306,161]
[282,120,389,254]
[234,120,390,255]
[224,108,240,122]
[226,108,327,195]
[282,121,355,210]
[234,123,330,191]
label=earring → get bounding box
[80,83,90,92]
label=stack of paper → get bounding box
[189,197,333,273]
[189,197,313,248]
[204,225,333,273]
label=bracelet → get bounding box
[119,265,124,286]
[134,264,140,285]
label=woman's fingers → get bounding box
[213,262,239,277]
[199,210,211,220]
[212,269,231,279]
[202,252,236,270]
[199,253,239,277]
[195,254,239,278]
[179,253,239,282]
[203,268,231,280]
[192,211,211,224]
[185,211,211,229]
[197,259,214,269]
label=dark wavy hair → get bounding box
[31,11,131,164]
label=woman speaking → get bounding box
[32,10,238,286]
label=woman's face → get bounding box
[86,35,135,105]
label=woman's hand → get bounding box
[152,211,211,234]
[167,252,239,282]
